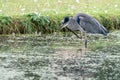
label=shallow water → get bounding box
[0,31,120,80]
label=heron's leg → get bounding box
[80,31,83,39]
[84,32,88,48]
[84,32,88,54]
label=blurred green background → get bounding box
[0,0,120,16]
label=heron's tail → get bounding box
[100,25,109,36]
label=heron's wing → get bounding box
[79,15,108,35]
[98,22,109,33]
[66,18,84,32]
[73,13,109,35]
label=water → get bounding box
[0,31,120,80]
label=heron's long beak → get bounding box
[61,23,68,29]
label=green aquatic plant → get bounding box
[0,16,12,34]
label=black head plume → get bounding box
[60,16,70,29]
[61,16,70,24]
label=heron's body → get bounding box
[61,13,109,48]
[61,13,109,36]
[73,13,109,35]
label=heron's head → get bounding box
[60,16,70,29]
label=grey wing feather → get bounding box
[91,18,109,35]
[99,24,109,33]
[89,16,109,33]
[76,13,108,35]
[66,18,84,32]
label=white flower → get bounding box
[114,4,118,8]
[55,11,58,14]
[93,6,96,9]
[76,0,80,3]
[58,0,62,3]
[104,10,108,13]
[0,10,2,12]
[34,0,37,2]
[21,8,25,12]
[71,5,75,10]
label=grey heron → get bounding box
[61,13,109,48]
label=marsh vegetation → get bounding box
[0,0,120,80]
[0,31,120,80]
